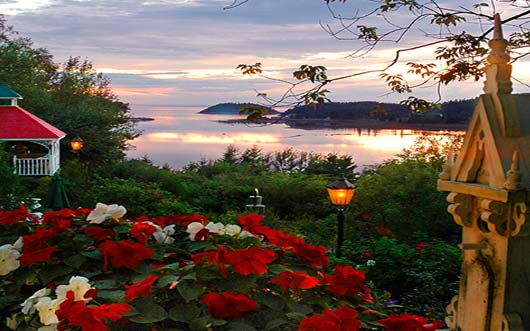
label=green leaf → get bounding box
[113,225,131,234]
[189,240,212,252]
[129,298,168,323]
[265,318,289,331]
[168,304,201,322]
[158,275,178,287]
[177,280,204,302]
[97,290,125,302]
[80,250,103,260]
[39,266,73,284]
[227,322,257,331]
[259,292,285,311]
[93,279,117,290]
[63,255,87,269]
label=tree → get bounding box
[0,16,139,166]
[232,1,530,114]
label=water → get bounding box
[127,106,464,170]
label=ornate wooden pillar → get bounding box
[438,14,530,331]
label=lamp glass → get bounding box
[327,187,355,206]
[70,137,84,151]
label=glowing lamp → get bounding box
[326,178,355,208]
[70,136,84,152]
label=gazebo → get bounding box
[0,84,65,176]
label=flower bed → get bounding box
[0,204,443,331]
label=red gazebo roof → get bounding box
[0,106,66,139]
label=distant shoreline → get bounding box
[217,117,468,132]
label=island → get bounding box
[199,103,280,115]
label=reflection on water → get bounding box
[127,106,464,170]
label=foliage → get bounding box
[341,237,460,320]
[0,16,138,167]
[0,206,444,331]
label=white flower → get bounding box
[366,259,376,267]
[13,237,23,249]
[34,297,61,325]
[86,203,127,224]
[240,230,254,239]
[56,276,93,302]
[223,224,242,236]
[20,288,51,315]
[186,222,205,240]
[0,244,20,276]
[205,222,225,234]
[152,224,176,244]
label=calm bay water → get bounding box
[127,106,464,170]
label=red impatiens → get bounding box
[192,247,229,277]
[0,204,37,225]
[99,240,153,269]
[270,270,319,296]
[125,274,158,301]
[299,306,362,331]
[378,313,443,331]
[79,226,115,242]
[202,292,256,319]
[129,222,157,243]
[21,228,58,266]
[320,265,372,301]
[223,246,276,275]
[57,291,130,331]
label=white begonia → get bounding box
[34,297,61,325]
[55,276,93,302]
[0,244,20,276]
[223,224,242,236]
[20,288,51,315]
[13,237,23,249]
[205,222,225,234]
[186,222,205,240]
[240,230,254,239]
[152,224,176,244]
[366,259,376,267]
[86,203,127,224]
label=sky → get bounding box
[2,0,530,108]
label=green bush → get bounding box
[341,237,461,319]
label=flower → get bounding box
[202,292,256,319]
[21,246,57,267]
[186,222,209,241]
[56,276,94,302]
[79,226,115,242]
[129,222,158,243]
[378,313,443,331]
[99,240,153,269]
[0,244,20,276]
[299,306,361,331]
[292,242,329,269]
[20,288,51,315]
[152,224,176,244]
[223,246,276,275]
[270,271,319,296]
[86,203,126,224]
[125,275,158,301]
[192,248,229,277]
[0,205,36,225]
[320,265,371,299]
[34,297,61,325]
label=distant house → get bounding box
[0,84,65,176]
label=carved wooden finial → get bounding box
[484,13,513,95]
[488,13,510,65]
[503,150,523,190]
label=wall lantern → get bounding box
[326,178,355,257]
[70,135,84,152]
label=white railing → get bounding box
[13,155,53,176]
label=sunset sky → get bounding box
[2,0,530,108]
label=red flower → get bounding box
[378,313,443,331]
[292,243,329,269]
[266,229,305,250]
[79,226,115,242]
[21,246,57,266]
[43,209,76,224]
[99,240,153,269]
[129,222,157,243]
[223,246,276,275]
[416,243,428,252]
[192,248,228,277]
[23,228,56,251]
[320,265,370,299]
[270,271,319,296]
[134,213,208,227]
[0,205,37,225]
[202,292,256,319]
[125,274,158,301]
[298,306,361,331]
[57,291,130,331]
[237,213,269,235]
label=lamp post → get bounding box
[70,135,84,153]
[326,178,355,257]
